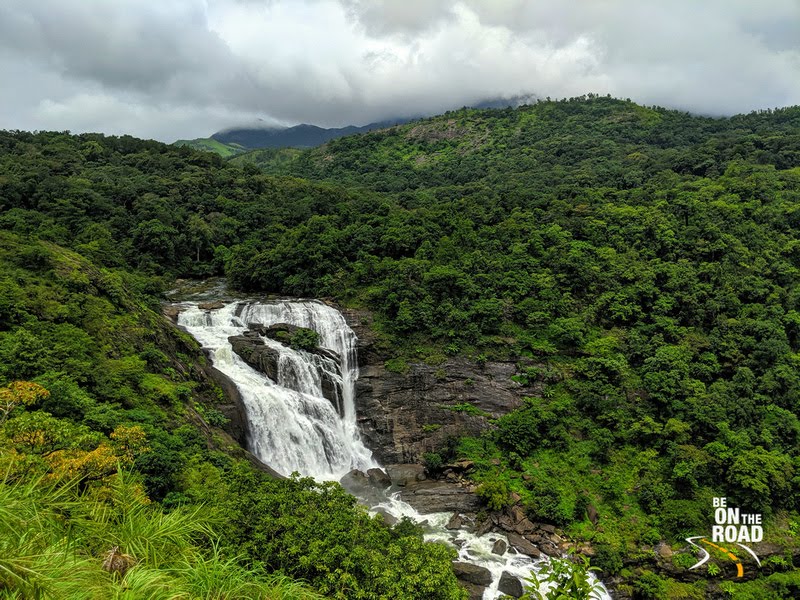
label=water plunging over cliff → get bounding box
[177,299,610,599]
[177,300,377,480]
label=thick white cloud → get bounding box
[0,0,798,141]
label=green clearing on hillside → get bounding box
[174,137,246,158]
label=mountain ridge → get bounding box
[173,94,538,155]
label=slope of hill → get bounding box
[236,94,800,192]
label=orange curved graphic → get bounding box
[701,539,744,578]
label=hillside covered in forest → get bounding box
[2,95,800,598]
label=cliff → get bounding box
[341,307,536,464]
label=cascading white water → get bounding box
[177,300,377,480]
[373,494,610,600]
[177,298,610,600]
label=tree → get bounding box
[0,381,49,423]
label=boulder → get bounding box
[446,513,464,530]
[385,464,426,487]
[539,543,561,558]
[373,507,397,527]
[474,517,493,536]
[515,518,537,535]
[509,505,527,523]
[340,469,370,490]
[491,539,507,556]
[367,468,391,487]
[507,533,541,558]
[229,335,280,382]
[198,301,225,310]
[452,562,492,586]
[460,582,488,600]
[447,460,475,472]
[162,305,182,322]
[498,571,524,598]
[656,542,673,559]
[339,469,385,504]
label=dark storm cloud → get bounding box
[0,0,798,141]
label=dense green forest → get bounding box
[2,95,800,597]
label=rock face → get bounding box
[202,362,249,445]
[341,307,536,464]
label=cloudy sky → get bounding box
[1,0,799,142]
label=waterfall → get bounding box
[177,300,377,480]
[177,298,610,600]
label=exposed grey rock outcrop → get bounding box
[339,306,538,464]
[202,362,249,445]
[229,334,281,381]
[354,359,529,464]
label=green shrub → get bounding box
[476,478,513,511]
[633,571,667,599]
[593,544,624,575]
[423,452,444,473]
[384,357,410,374]
[195,403,230,427]
[290,328,320,352]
